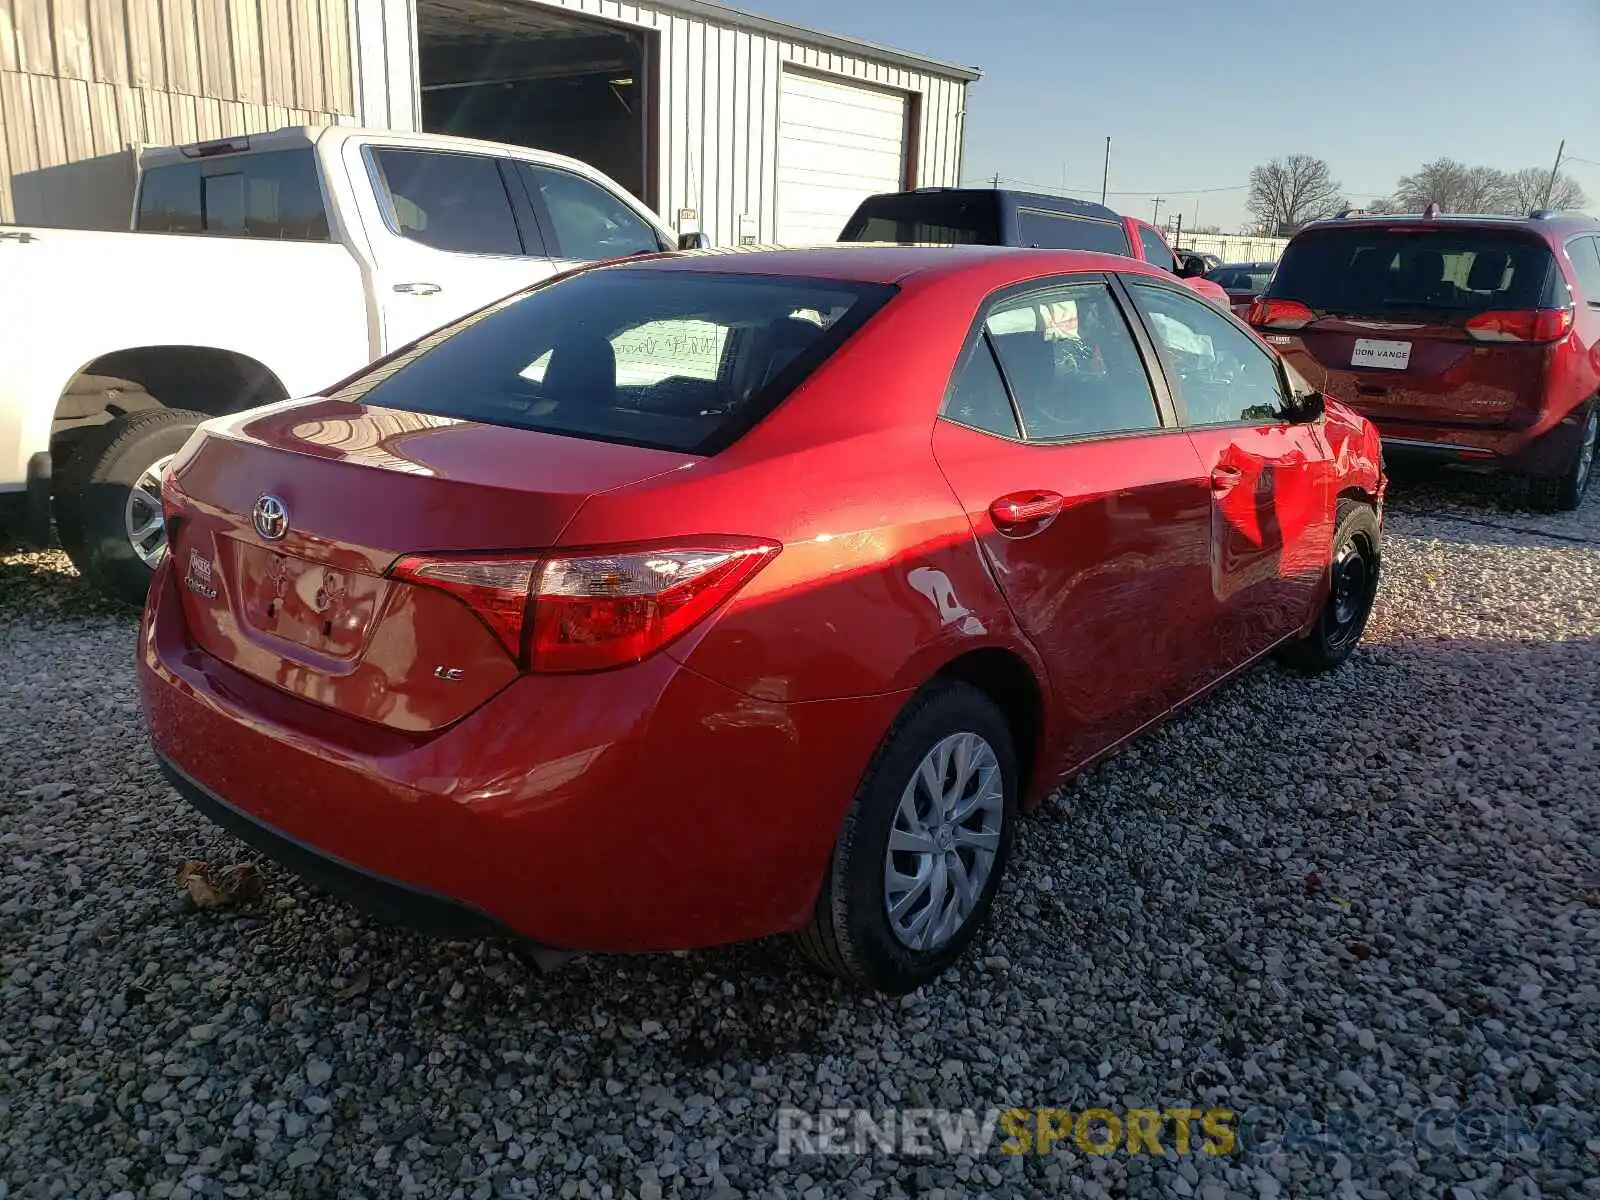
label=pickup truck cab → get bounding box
[837,188,1233,306]
[0,125,690,603]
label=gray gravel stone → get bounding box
[1,471,1597,1199]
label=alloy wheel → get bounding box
[124,454,174,569]
[883,731,1005,952]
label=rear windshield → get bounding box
[839,194,1000,245]
[1268,227,1560,319]
[136,149,329,240]
[330,270,896,455]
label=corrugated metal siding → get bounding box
[350,0,967,246]
[0,0,360,223]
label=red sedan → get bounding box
[140,246,1386,994]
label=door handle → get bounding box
[989,491,1064,538]
[393,282,441,295]
[1210,465,1243,492]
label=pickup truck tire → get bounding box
[55,407,205,606]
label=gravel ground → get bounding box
[2,468,1597,1200]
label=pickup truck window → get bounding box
[518,163,663,261]
[371,149,525,257]
[136,149,329,240]
[1137,226,1175,272]
[1016,210,1131,255]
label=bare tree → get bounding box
[1246,155,1346,235]
[1503,166,1588,213]
[1395,159,1473,212]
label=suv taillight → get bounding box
[1248,298,1315,330]
[391,538,780,672]
[1463,308,1574,344]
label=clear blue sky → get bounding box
[753,0,1600,231]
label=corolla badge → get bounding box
[183,548,217,599]
[252,494,289,541]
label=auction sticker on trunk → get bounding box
[1351,339,1412,370]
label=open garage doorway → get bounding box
[417,0,656,206]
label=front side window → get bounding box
[980,282,1161,440]
[136,149,329,240]
[1137,226,1174,273]
[371,149,523,256]
[332,270,894,455]
[519,164,662,261]
[1015,210,1131,255]
[1130,283,1286,426]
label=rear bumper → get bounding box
[138,558,906,952]
[1374,411,1585,476]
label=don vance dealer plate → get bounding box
[1351,338,1412,370]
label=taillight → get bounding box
[1248,298,1315,330]
[390,555,536,659]
[391,538,780,673]
[1463,308,1574,344]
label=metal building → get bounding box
[0,0,977,244]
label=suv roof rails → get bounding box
[1528,208,1589,220]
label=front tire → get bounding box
[55,407,206,606]
[796,681,1018,994]
[1528,402,1597,513]
[1277,499,1381,674]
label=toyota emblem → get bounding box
[252,494,289,541]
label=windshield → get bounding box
[839,194,1000,245]
[331,270,896,455]
[1268,227,1560,320]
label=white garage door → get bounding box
[776,71,908,245]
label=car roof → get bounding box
[1299,212,1599,239]
[600,244,1174,287]
[875,187,1123,225]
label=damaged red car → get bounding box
[140,245,1385,994]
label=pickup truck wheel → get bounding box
[55,407,205,605]
[1528,402,1597,513]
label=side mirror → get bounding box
[1293,390,1326,422]
[1175,255,1206,279]
[677,231,710,250]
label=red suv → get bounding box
[140,247,1385,994]
[1250,211,1600,509]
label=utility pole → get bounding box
[1173,213,1183,251]
[1151,197,1164,224]
[991,172,1001,189]
[1539,140,1566,210]
[1100,137,1111,205]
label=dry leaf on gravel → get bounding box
[176,860,264,910]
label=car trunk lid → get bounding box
[165,398,697,732]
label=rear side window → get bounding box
[136,149,329,239]
[943,338,1020,438]
[981,282,1160,440]
[840,194,999,244]
[371,149,524,256]
[1136,226,1174,272]
[1269,228,1560,318]
[1565,236,1600,301]
[333,270,895,454]
[518,164,663,260]
[1016,210,1131,255]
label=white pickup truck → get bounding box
[0,125,698,603]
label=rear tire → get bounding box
[1277,499,1381,674]
[796,680,1018,994]
[55,407,206,606]
[1528,402,1597,513]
